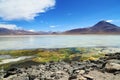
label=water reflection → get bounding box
[0,35,120,50]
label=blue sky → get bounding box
[0,0,120,31]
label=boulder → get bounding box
[105,60,120,72]
[78,70,85,75]
[83,74,94,80]
[4,67,20,78]
[77,75,87,80]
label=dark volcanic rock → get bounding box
[4,67,20,78]
[2,53,120,80]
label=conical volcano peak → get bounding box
[99,20,107,22]
[64,20,120,34]
[92,20,118,28]
[88,20,120,33]
[96,20,110,24]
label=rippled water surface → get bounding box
[0,35,120,50]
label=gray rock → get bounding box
[78,70,85,74]
[105,60,120,72]
[83,74,94,80]
[77,75,87,80]
[1,52,120,80]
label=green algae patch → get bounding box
[32,50,67,63]
[0,49,44,57]
[80,53,105,61]
[0,48,106,63]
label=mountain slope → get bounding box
[0,28,39,35]
[90,20,120,33]
[64,20,120,34]
[0,28,15,35]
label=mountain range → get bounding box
[0,20,120,35]
[0,28,40,35]
[64,20,120,34]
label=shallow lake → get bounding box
[0,35,120,50]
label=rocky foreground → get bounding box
[1,53,120,80]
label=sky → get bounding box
[0,0,120,32]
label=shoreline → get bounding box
[0,47,120,80]
[0,47,120,51]
[1,52,120,80]
[0,34,120,36]
[0,47,120,64]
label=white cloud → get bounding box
[49,25,56,28]
[29,29,35,32]
[0,0,56,20]
[106,20,120,23]
[106,20,113,22]
[0,23,21,30]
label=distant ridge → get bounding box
[0,28,40,35]
[64,20,120,34]
[0,28,57,35]
[0,20,120,35]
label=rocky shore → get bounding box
[1,52,120,80]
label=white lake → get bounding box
[0,35,120,50]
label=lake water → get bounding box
[0,35,120,50]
